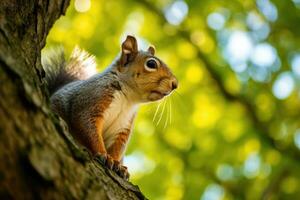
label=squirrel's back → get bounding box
[43,47,97,95]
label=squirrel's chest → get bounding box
[102,91,137,147]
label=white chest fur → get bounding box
[102,91,137,148]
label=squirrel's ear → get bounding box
[120,35,138,66]
[148,45,155,55]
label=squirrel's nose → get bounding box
[171,78,178,90]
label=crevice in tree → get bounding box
[0,28,10,45]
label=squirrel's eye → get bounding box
[146,60,157,69]
[145,58,158,72]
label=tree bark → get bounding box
[0,1,146,199]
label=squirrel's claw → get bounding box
[105,155,114,170]
[95,154,130,180]
[94,153,114,169]
[113,160,129,180]
[119,165,130,180]
[114,163,130,180]
[113,160,121,172]
[94,153,106,165]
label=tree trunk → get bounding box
[0,1,146,199]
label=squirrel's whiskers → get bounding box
[156,98,167,127]
[169,97,172,125]
[174,90,183,100]
[163,98,170,130]
[152,92,175,130]
[172,91,186,111]
[153,100,163,123]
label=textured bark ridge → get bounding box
[0,1,146,199]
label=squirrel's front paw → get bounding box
[94,153,114,170]
[119,165,130,180]
[113,161,130,180]
[95,154,129,180]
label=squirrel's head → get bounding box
[116,35,178,102]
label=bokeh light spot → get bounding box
[193,95,222,128]
[230,62,247,73]
[272,72,295,99]
[177,42,197,59]
[266,150,281,165]
[164,128,192,150]
[216,164,234,181]
[292,0,300,8]
[247,11,264,30]
[251,43,277,67]
[207,12,225,31]
[165,0,188,25]
[185,64,203,83]
[74,0,91,13]
[225,31,253,64]
[256,0,278,22]
[124,151,155,175]
[201,184,225,200]
[291,54,300,76]
[244,139,261,155]
[293,129,300,150]
[243,153,261,178]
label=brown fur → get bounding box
[45,35,178,179]
[107,114,135,161]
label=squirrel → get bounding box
[43,35,178,180]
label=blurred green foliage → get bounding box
[45,0,300,199]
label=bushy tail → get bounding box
[43,47,97,95]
